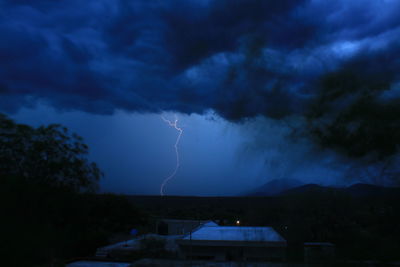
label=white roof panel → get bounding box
[183,226,285,242]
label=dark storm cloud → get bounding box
[303,36,400,185]
[308,40,400,154]
[1,0,400,121]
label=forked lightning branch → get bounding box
[160,115,183,196]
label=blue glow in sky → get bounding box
[12,104,345,195]
[12,105,255,195]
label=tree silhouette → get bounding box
[0,113,102,192]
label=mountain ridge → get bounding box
[246,178,305,196]
[246,180,400,197]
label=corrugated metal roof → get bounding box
[183,226,286,242]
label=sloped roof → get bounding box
[183,226,286,242]
[202,221,218,227]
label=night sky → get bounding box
[1,0,400,195]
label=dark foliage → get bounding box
[0,113,101,192]
[0,115,148,266]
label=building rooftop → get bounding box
[202,221,218,227]
[183,226,286,242]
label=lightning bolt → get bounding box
[160,114,183,196]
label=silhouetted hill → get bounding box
[346,183,400,197]
[246,178,304,196]
[279,183,400,197]
[346,183,383,197]
[280,183,334,195]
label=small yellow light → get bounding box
[236,220,240,225]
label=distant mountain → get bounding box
[279,183,333,195]
[245,178,400,198]
[346,183,400,197]
[346,183,382,197]
[279,182,400,197]
[246,178,305,196]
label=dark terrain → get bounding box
[127,185,400,262]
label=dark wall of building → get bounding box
[304,244,335,264]
[179,244,286,262]
[157,220,205,235]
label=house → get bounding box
[95,237,141,258]
[95,233,184,259]
[94,220,218,260]
[177,225,287,262]
[156,219,218,235]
